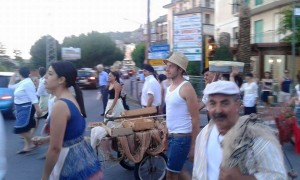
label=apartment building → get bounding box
[164,0,215,50]
[215,0,300,79]
[151,15,168,45]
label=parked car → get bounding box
[0,72,15,117]
[76,69,98,89]
[120,69,129,79]
[136,70,144,81]
[127,69,135,77]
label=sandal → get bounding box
[16,145,38,154]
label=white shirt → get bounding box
[0,113,6,179]
[240,82,258,107]
[165,81,192,133]
[47,95,56,119]
[141,75,161,106]
[8,78,38,104]
[207,125,223,180]
[295,84,300,100]
[36,77,48,96]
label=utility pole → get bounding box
[144,0,151,64]
[46,35,57,68]
[292,0,296,78]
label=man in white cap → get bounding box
[192,81,286,180]
[164,52,200,180]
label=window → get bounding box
[255,0,263,5]
[232,0,239,14]
[192,0,196,8]
[254,20,263,43]
[205,14,210,24]
[233,27,239,39]
[205,0,210,8]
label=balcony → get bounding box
[230,30,284,46]
[250,30,283,44]
[232,0,291,17]
[250,0,291,16]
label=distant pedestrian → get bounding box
[278,69,293,105]
[104,71,125,122]
[198,68,218,111]
[36,67,49,119]
[240,73,258,115]
[141,64,161,110]
[97,64,109,116]
[158,74,170,114]
[261,71,273,106]
[8,67,42,154]
[164,52,200,180]
[41,61,102,179]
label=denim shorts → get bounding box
[166,135,191,173]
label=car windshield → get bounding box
[78,71,92,77]
[0,76,10,88]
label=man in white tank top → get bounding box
[164,52,200,180]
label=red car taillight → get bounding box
[88,77,96,80]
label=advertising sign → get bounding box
[62,47,81,60]
[149,59,165,66]
[173,13,202,61]
[148,44,170,60]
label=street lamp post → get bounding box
[292,0,296,79]
[145,0,151,64]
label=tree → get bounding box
[213,45,233,61]
[62,31,124,68]
[131,43,145,68]
[29,36,61,69]
[278,7,300,44]
[13,49,25,67]
[237,1,251,74]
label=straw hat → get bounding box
[165,52,188,72]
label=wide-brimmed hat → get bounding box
[164,52,188,72]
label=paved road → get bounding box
[3,83,300,179]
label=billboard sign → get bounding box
[148,44,170,60]
[62,47,81,60]
[173,13,202,61]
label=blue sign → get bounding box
[148,52,170,59]
[150,45,170,52]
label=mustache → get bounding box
[212,113,227,120]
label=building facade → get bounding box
[164,0,215,50]
[215,0,300,80]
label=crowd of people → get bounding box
[2,52,300,179]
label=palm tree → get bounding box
[237,0,251,74]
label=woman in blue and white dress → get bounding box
[41,61,102,180]
[8,67,42,154]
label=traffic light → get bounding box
[205,36,217,68]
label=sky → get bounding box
[0,0,170,59]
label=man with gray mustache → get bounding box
[192,81,286,180]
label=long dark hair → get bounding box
[50,61,87,117]
[110,71,120,83]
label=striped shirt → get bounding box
[192,122,287,180]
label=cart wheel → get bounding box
[117,151,135,170]
[134,153,167,180]
[119,158,135,170]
